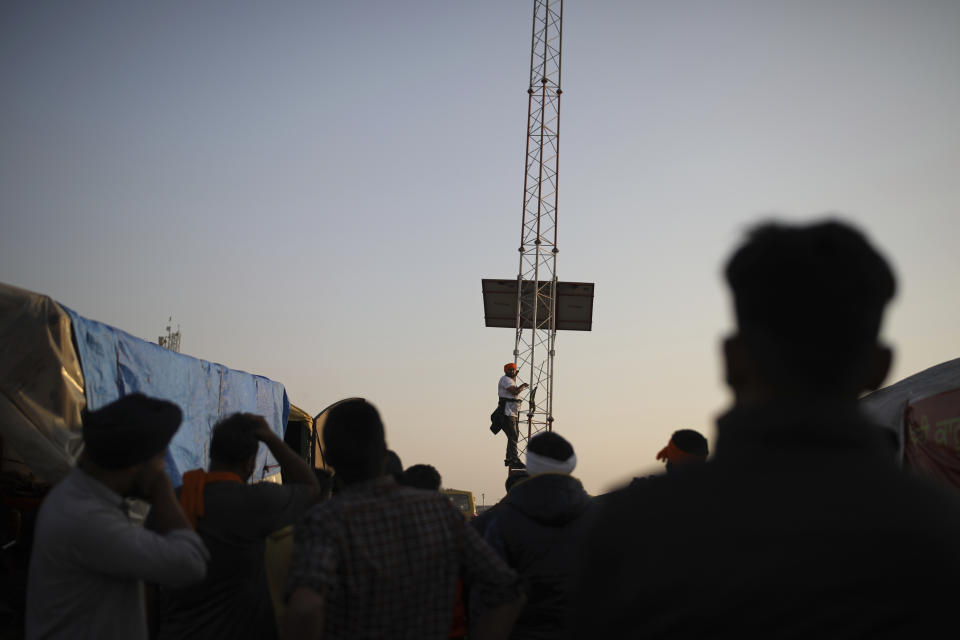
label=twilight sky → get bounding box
[2,0,959,501]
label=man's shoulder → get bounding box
[593,457,960,536]
[587,469,709,528]
[41,469,92,504]
[36,475,73,516]
[227,479,299,498]
[471,503,501,535]
[33,480,76,544]
[201,481,315,535]
[380,483,460,517]
[37,471,121,530]
[317,483,459,521]
[882,470,960,528]
[202,479,293,509]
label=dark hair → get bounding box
[82,393,181,469]
[527,431,574,461]
[323,399,386,483]
[399,464,442,491]
[210,413,263,465]
[725,220,895,388]
[384,449,403,481]
[672,429,708,457]
[505,471,528,492]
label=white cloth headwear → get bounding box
[525,450,577,476]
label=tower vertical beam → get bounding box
[513,0,562,458]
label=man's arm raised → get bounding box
[254,421,321,492]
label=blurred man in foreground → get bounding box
[570,220,960,637]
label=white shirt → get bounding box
[498,374,522,418]
[26,468,209,640]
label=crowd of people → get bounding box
[21,219,960,639]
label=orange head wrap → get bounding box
[504,363,517,373]
[656,439,708,466]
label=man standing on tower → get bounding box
[495,363,527,468]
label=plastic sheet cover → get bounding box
[64,307,289,486]
[903,387,960,490]
[861,357,960,467]
[861,358,960,430]
[0,283,86,484]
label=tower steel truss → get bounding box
[513,0,563,457]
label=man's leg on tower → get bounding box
[504,416,519,466]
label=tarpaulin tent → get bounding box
[0,281,289,487]
[861,357,960,489]
[0,283,86,485]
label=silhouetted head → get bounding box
[399,464,442,491]
[384,449,403,481]
[209,413,264,480]
[79,393,182,497]
[82,393,181,470]
[526,431,577,476]
[656,429,709,474]
[323,399,387,485]
[723,220,895,405]
[505,471,528,492]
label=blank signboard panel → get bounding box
[481,279,594,331]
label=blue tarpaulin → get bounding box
[64,307,289,486]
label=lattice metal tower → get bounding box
[513,0,563,455]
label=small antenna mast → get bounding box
[158,316,182,353]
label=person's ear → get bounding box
[724,334,772,406]
[723,335,748,390]
[863,344,892,392]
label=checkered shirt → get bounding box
[287,476,521,640]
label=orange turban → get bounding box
[656,439,707,465]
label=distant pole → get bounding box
[514,0,562,460]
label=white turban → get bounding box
[525,450,577,476]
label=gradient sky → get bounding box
[2,1,959,501]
